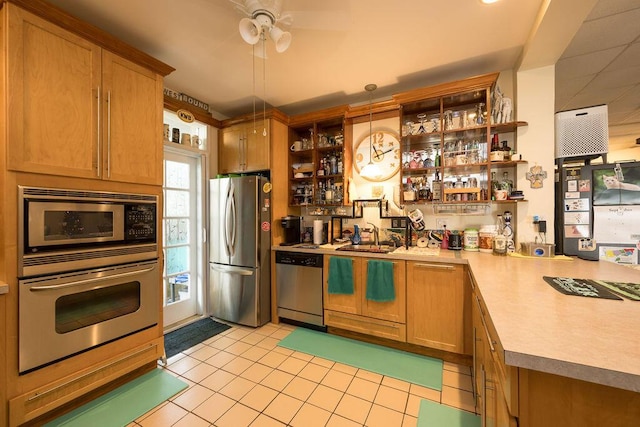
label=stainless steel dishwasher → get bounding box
[275,251,325,329]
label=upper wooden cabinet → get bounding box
[6,4,165,185]
[219,120,271,174]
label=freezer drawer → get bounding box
[209,264,269,327]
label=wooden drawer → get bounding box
[324,310,406,342]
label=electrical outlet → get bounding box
[436,218,449,229]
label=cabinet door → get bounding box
[323,256,361,314]
[7,5,101,179]
[407,262,465,352]
[219,125,242,173]
[361,259,406,323]
[102,51,163,185]
[244,120,270,172]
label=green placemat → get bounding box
[278,328,443,390]
[45,368,188,427]
[418,399,480,427]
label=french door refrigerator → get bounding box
[209,176,271,327]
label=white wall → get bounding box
[516,65,556,244]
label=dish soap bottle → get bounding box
[351,225,362,245]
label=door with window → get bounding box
[163,150,205,326]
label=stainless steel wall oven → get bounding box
[17,186,160,373]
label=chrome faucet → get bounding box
[367,222,379,246]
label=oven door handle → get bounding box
[28,265,156,291]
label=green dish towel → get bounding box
[328,257,354,294]
[366,260,395,302]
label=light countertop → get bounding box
[272,244,640,392]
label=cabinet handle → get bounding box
[481,367,486,427]
[96,87,101,178]
[106,90,112,178]
[475,295,495,352]
[414,263,454,270]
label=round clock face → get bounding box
[354,129,401,182]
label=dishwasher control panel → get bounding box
[275,251,323,268]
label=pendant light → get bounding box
[360,84,382,179]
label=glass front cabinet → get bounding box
[394,73,526,206]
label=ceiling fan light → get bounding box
[270,26,291,52]
[239,17,261,45]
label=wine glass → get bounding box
[417,113,427,134]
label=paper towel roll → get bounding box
[313,220,324,245]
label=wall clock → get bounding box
[354,129,401,182]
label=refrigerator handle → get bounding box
[229,184,237,254]
[224,183,233,256]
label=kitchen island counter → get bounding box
[273,245,640,393]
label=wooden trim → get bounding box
[220,108,288,128]
[350,109,399,125]
[289,105,350,126]
[345,99,400,119]
[392,72,499,105]
[4,0,175,76]
[164,97,221,128]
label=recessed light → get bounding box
[481,0,500,4]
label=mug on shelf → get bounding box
[181,133,191,145]
[290,140,302,151]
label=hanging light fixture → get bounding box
[239,8,291,53]
[360,84,382,179]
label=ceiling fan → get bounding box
[230,0,292,52]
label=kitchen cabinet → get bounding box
[323,255,406,342]
[219,119,270,173]
[406,261,469,354]
[6,5,164,185]
[487,121,528,203]
[288,107,352,208]
[472,281,518,427]
[393,73,528,207]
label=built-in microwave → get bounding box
[19,186,158,277]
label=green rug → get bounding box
[44,368,188,427]
[418,399,480,427]
[278,328,443,390]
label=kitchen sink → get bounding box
[335,244,395,254]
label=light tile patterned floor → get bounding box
[128,322,476,427]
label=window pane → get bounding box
[165,219,189,245]
[165,190,189,217]
[166,246,189,275]
[165,160,190,189]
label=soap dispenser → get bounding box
[351,225,362,245]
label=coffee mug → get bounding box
[494,189,508,200]
[290,141,302,151]
[191,135,200,147]
[181,133,191,145]
[163,124,170,141]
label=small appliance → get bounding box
[280,215,301,245]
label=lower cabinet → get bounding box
[323,256,406,342]
[406,261,468,354]
[472,286,518,427]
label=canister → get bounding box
[464,228,479,251]
[478,225,497,253]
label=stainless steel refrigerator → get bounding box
[209,176,271,327]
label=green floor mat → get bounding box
[45,368,188,427]
[278,328,443,391]
[418,399,480,427]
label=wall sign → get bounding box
[164,87,210,113]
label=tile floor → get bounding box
[128,322,476,427]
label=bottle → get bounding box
[318,159,325,176]
[418,177,431,201]
[329,153,337,175]
[491,171,500,200]
[493,214,507,256]
[432,170,442,201]
[500,171,513,197]
[441,225,449,249]
[337,153,343,174]
[501,140,512,161]
[403,178,416,201]
[490,133,503,162]
[503,211,515,253]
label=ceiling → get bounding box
[43,0,639,155]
